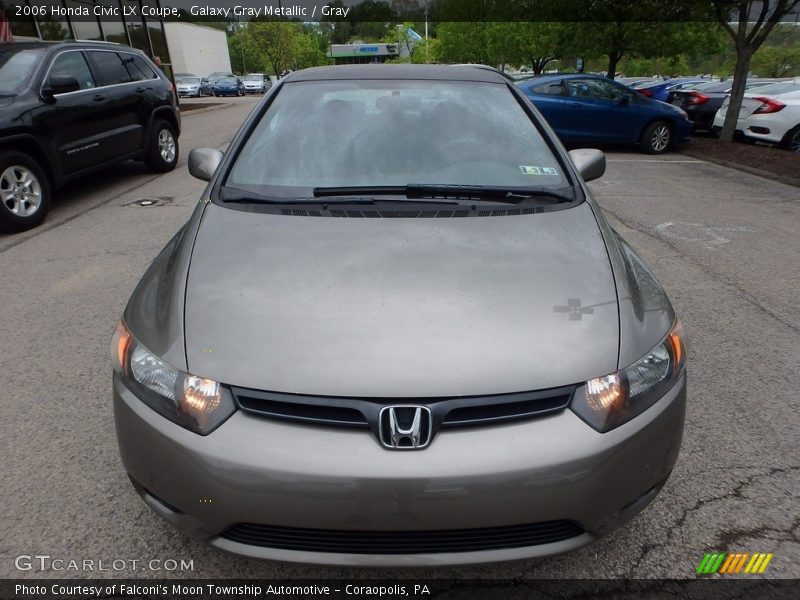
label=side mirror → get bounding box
[42,75,80,99]
[188,148,223,182]
[569,149,606,183]
[618,94,630,107]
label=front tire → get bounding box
[0,151,51,233]
[641,121,672,154]
[144,120,179,173]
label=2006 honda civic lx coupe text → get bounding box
[112,65,686,566]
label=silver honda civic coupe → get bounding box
[112,65,686,567]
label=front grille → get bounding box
[232,386,574,433]
[221,520,585,554]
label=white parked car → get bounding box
[713,80,800,152]
[243,73,270,94]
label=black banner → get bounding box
[3,0,799,23]
[2,579,800,600]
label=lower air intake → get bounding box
[220,520,585,554]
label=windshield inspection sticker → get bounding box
[519,166,558,175]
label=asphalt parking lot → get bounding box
[1,94,798,580]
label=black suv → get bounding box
[0,41,181,232]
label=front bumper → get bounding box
[114,374,686,566]
[674,119,693,144]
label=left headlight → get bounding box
[110,320,236,435]
[572,320,686,432]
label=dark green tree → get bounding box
[711,0,800,141]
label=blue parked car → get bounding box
[212,77,245,97]
[634,78,708,102]
[518,74,692,154]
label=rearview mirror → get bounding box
[42,75,80,99]
[569,149,606,182]
[188,148,223,182]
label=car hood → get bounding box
[184,201,619,397]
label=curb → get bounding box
[180,103,231,117]
[680,149,800,189]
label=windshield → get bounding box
[629,80,657,89]
[0,49,44,95]
[182,77,201,84]
[692,81,728,92]
[219,78,237,84]
[227,80,566,198]
[245,75,262,81]
[746,81,800,96]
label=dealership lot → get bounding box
[1,95,798,578]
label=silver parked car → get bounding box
[112,65,686,566]
[243,73,270,94]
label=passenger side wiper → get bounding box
[406,184,574,204]
[313,185,574,204]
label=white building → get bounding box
[164,22,232,77]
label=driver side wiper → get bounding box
[313,184,574,204]
[218,187,461,206]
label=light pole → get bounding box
[424,2,429,63]
[396,24,403,62]
[236,16,246,74]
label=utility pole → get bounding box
[424,2,429,63]
[397,24,403,62]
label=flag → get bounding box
[407,28,422,42]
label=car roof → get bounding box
[0,40,137,53]
[519,73,624,84]
[283,64,511,84]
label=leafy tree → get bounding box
[751,44,800,77]
[289,30,332,70]
[571,19,723,80]
[410,38,441,63]
[436,22,493,64]
[229,30,267,74]
[711,0,800,141]
[239,21,331,76]
[382,22,421,60]
[490,22,579,74]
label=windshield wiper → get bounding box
[313,185,574,204]
[220,185,574,205]
[219,187,461,206]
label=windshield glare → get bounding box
[245,75,262,81]
[746,82,800,95]
[182,77,201,84]
[227,80,566,197]
[0,49,43,94]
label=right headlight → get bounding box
[572,320,686,432]
[111,320,236,435]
